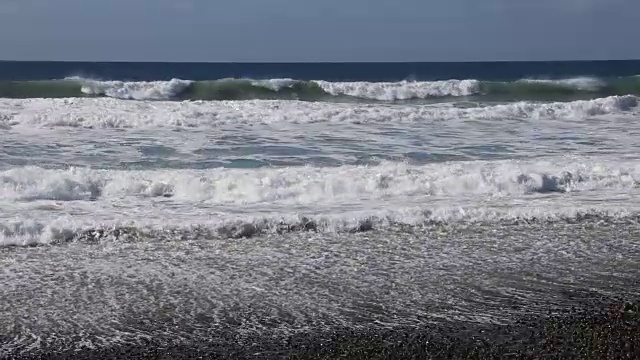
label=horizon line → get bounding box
[1,59,639,64]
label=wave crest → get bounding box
[79,78,193,100]
[2,209,640,247]
[1,76,640,101]
[1,160,638,203]
[313,79,480,100]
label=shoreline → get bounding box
[5,299,638,360]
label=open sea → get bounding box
[1,60,640,358]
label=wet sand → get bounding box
[5,299,638,359]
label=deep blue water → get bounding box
[1,60,639,81]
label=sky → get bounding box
[0,0,638,62]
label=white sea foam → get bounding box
[1,159,637,203]
[1,157,639,246]
[70,77,482,101]
[1,202,638,247]
[78,78,193,100]
[47,76,636,102]
[518,77,606,91]
[0,95,637,129]
[313,79,480,100]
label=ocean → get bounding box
[1,60,639,358]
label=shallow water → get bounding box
[2,221,639,355]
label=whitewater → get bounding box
[2,61,640,358]
[2,75,640,101]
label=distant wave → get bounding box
[0,76,639,101]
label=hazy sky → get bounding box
[1,0,638,62]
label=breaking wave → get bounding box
[1,160,638,202]
[0,76,639,102]
[2,209,640,247]
[1,158,639,246]
[1,95,637,129]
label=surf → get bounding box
[1,76,640,102]
[1,95,637,129]
[1,157,639,246]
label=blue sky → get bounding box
[0,0,638,62]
